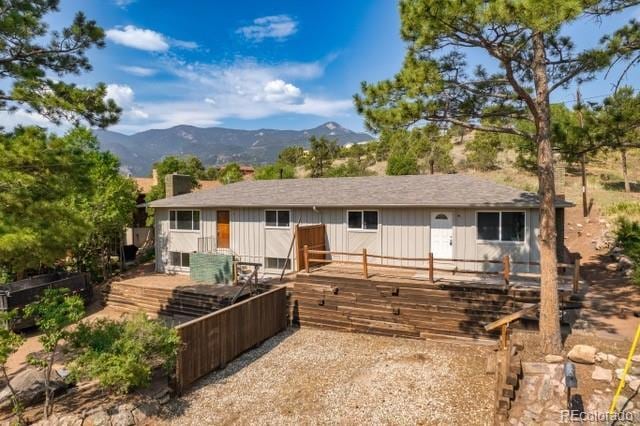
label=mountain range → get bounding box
[94,122,373,176]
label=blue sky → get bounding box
[2,0,640,134]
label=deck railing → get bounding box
[302,245,580,291]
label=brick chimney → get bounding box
[165,173,192,197]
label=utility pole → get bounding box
[576,88,588,218]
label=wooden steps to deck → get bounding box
[290,273,541,341]
[102,282,249,319]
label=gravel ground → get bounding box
[164,328,495,425]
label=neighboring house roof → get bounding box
[148,174,573,209]
[133,177,156,194]
[132,177,221,194]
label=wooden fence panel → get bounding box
[296,224,326,271]
[175,286,287,393]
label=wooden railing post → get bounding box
[502,255,510,285]
[362,248,368,279]
[428,252,434,283]
[573,255,581,293]
[303,245,309,273]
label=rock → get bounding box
[616,358,628,369]
[616,396,634,412]
[592,366,612,382]
[544,354,564,363]
[111,409,135,426]
[577,223,583,229]
[538,376,554,401]
[132,400,160,424]
[618,255,634,271]
[615,369,638,382]
[56,414,83,426]
[568,344,597,364]
[522,362,550,375]
[606,263,618,272]
[633,355,640,364]
[595,352,607,363]
[0,368,66,411]
[83,409,111,426]
[629,379,640,392]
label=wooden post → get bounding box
[500,324,508,350]
[304,245,309,273]
[428,252,434,283]
[362,248,368,279]
[502,255,510,286]
[573,255,581,293]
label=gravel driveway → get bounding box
[164,328,495,425]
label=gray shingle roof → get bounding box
[148,174,573,209]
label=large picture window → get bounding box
[348,210,378,230]
[265,210,290,227]
[169,210,200,230]
[477,212,525,242]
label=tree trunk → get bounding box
[621,149,630,192]
[429,159,435,174]
[532,31,562,354]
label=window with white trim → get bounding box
[347,210,378,230]
[169,210,200,230]
[170,251,191,267]
[477,211,525,242]
[265,210,290,227]
[265,257,291,270]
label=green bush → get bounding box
[386,151,419,175]
[465,133,501,171]
[606,201,640,222]
[67,313,180,394]
[614,218,640,285]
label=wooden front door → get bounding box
[216,210,230,249]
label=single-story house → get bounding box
[148,174,572,275]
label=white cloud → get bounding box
[255,79,302,104]
[114,0,136,7]
[120,66,158,77]
[106,25,200,52]
[204,97,216,104]
[106,26,169,51]
[170,39,199,50]
[106,84,135,107]
[236,15,298,41]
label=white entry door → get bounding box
[431,212,453,259]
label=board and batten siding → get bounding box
[155,206,541,275]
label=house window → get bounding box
[169,210,200,230]
[265,257,291,270]
[265,210,290,227]
[477,212,525,242]
[348,210,378,230]
[170,252,191,267]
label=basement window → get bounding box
[265,257,291,270]
[169,210,200,230]
[265,210,290,228]
[477,212,525,242]
[170,252,191,268]
[348,210,378,230]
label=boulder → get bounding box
[568,345,597,364]
[629,379,640,392]
[83,409,111,426]
[618,255,634,271]
[132,400,160,424]
[615,369,638,382]
[0,368,66,411]
[544,354,564,364]
[591,366,612,382]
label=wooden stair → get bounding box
[102,282,247,319]
[290,273,540,341]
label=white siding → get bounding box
[154,205,542,276]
